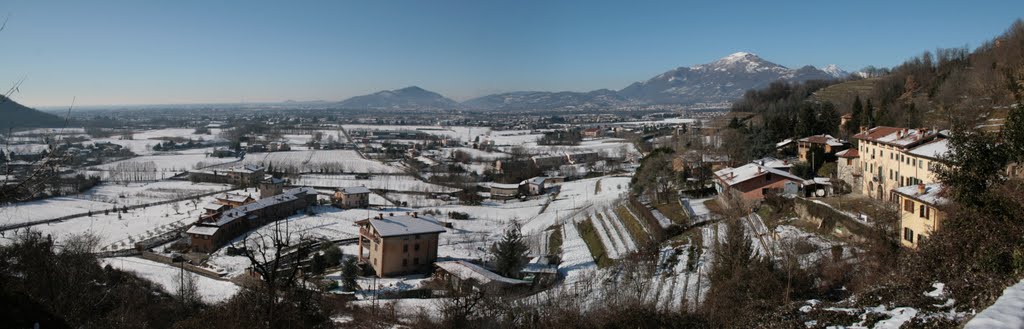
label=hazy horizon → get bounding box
[2,0,1023,107]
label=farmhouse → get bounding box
[490,183,521,200]
[893,183,949,249]
[334,186,371,209]
[188,164,266,186]
[433,260,530,293]
[356,213,446,277]
[186,187,316,253]
[525,177,547,195]
[714,162,806,203]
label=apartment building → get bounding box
[851,127,948,202]
[893,183,948,248]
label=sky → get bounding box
[1,1,1022,107]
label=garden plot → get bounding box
[89,153,238,181]
[520,176,631,234]
[230,150,402,174]
[74,181,232,206]
[294,174,456,193]
[586,207,637,259]
[206,206,367,277]
[101,257,240,304]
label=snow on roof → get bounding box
[339,186,371,194]
[853,126,939,148]
[798,134,845,147]
[714,163,803,187]
[211,188,311,226]
[526,177,547,185]
[186,225,219,236]
[216,193,253,203]
[365,215,446,237]
[753,157,792,169]
[435,260,529,286]
[907,138,949,160]
[893,183,949,206]
[203,203,228,211]
[836,148,860,158]
[490,182,521,190]
[775,138,795,148]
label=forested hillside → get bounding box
[0,96,65,131]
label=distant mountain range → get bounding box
[337,86,461,110]
[336,52,849,110]
[0,96,66,130]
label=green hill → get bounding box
[809,78,880,111]
[0,96,65,131]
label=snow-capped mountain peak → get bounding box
[820,64,850,78]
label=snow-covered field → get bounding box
[222,150,402,174]
[74,181,232,206]
[445,147,510,161]
[0,197,116,225]
[294,174,456,193]
[102,257,240,304]
[343,124,490,142]
[88,152,238,181]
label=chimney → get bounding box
[917,183,926,195]
[376,213,383,220]
[413,212,418,218]
[860,126,867,134]
[389,212,394,217]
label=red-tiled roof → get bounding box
[836,148,859,158]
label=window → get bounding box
[413,257,420,265]
[903,227,915,242]
[903,199,914,212]
[846,158,852,165]
[917,234,925,244]
[919,205,929,219]
[402,259,408,267]
[403,244,409,252]
[765,173,773,181]
[414,243,420,251]
[415,234,421,240]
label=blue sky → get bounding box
[1,1,1022,107]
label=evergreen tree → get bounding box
[861,99,875,128]
[340,257,359,292]
[490,221,530,279]
[819,102,840,136]
[795,103,816,137]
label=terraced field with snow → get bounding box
[650,222,726,311]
